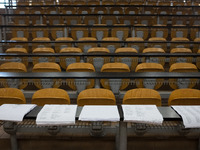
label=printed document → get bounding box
[79,105,120,121]
[172,106,200,128]
[122,105,163,125]
[0,104,36,122]
[36,105,77,125]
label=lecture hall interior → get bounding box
[0,0,200,150]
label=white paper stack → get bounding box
[79,105,120,121]
[36,105,77,125]
[0,104,37,122]
[122,105,163,125]
[172,106,200,128]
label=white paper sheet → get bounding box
[0,104,37,122]
[79,105,120,122]
[122,105,163,125]
[172,106,200,128]
[36,105,77,125]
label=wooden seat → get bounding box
[123,88,162,106]
[101,63,130,94]
[0,88,26,105]
[87,47,110,72]
[169,63,198,89]
[126,37,144,53]
[135,63,164,89]
[102,37,121,53]
[66,63,95,93]
[169,48,193,66]
[32,88,70,106]
[0,62,28,89]
[32,62,61,89]
[115,47,138,71]
[59,47,82,69]
[111,24,129,41]
[196,49,200,69]
[71,25,89,40]
[168,89,200,105]
[32,47,55,65]
[78,37,97,53]
[142,48,165,66]
[77,88,116,106]
[5,48,28,67]
[91,24,109,40]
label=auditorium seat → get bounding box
[102,16,118,25]
[142,48,165,66]
[59,0,72,5]
[93,7,107,14]
[100,63,130,94]
[5,47,28,67]
[32,47,55,65]
[101,37,121,53]
[119,16,136,25]
[78,37,97,53]
[129,25,149,41]
[110,7,123,15]
[111,24,129,41]
[126,37,144,53]
[87,0,100,5]
[169,48,193,66]
[10,28,29,42]
[124,7,139,15]
[29,7,46,25]
[169,63,198,89]
[168,89,200,105]
[32,88,70,106]
[0,62,28,89]
[115,47,138,71]
[77,88,116,106]
[71,25,88,40]
[135,63,164,89]
[59,47,82,69]
[91,24,109,40]
[65,16,82,25]
[32,62,62,89]
[87,47,110,72]
[196,49,200,69]
[60,7,76,14]
[84,16,98,25]
[66,63,95,93]
[123,88,162,106]
[0,88,26,105]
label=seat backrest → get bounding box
[135,63,164,89]
[77,88,116,106]
[32,88,70,106]
[78,37,97,53]
[59,47,82,69]
[0,88,26,105]
[111,24,129,40]
[66,63,95,93]
[123,88,162,106]
[90,24,109,40]
[169,63,198,89]
[102,37,121,53]
[100,63,130,94]
[168,89,200,105]
[32,62,61,89]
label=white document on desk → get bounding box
[79,105,120,122]
[122,105,163,125]
[172,106,200,128]
[36,105,77,125]
[0,104,37,122]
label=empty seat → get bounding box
[5,47,28,67]
[29,7,46,25]
[126,37,144,53]
[32,62,62,89]
[10,28,29,42]
[91,24,109,40]
[0,62,28,89]
[32,88,70,106]
[0,88,26,105]
[168,89,200,105]
[135,63,164,89]
[169,48,193,66]
[111,24,129,41]
[169,63,198,89]
[65,16,82,25]
[123,88,162,106]
[59,47,82,69]
[71,25,88,40]
[84,16,98,25]
[115,47,138,71]
[124,7,139,15]
[142,48,165,66]
[32,47,55,65]
[78,37,97,53]
[87,47,110,72]
[77,88,116,106]
[100,63,130,94]
[101,37,121,53]
[66,63,95,93]
[102,16,118,25]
